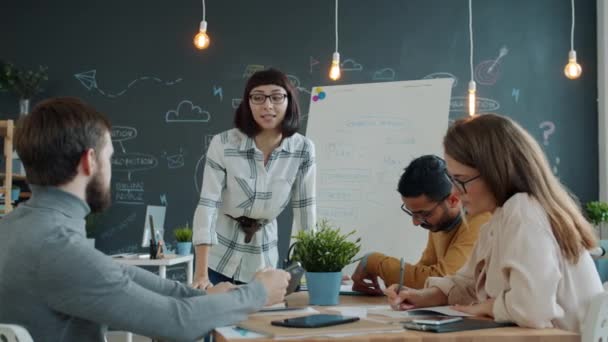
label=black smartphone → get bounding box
[284,261,305,295]
[271,314,360,328]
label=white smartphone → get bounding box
[411,316,463,325]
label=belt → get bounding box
[225,214,268,243]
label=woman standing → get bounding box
[192,69,316,289]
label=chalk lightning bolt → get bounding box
[213,86,223,101]
[511,88,520,103]
[160,194,167,206]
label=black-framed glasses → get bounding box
[401,199,445,222]
[445,171,481,194]
[248,93,288,105]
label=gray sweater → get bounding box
[0,186,267,342]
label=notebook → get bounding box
[402,317,516,333]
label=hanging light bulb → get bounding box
[564,50,582,79]
[193,0,210,50]
[468,81,476,116]
[467,0,476,116]
[194,20,210,50]
[328,0,341,81]
[329,52,341,81]
[564,0,581,79]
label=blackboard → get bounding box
[0,0,598,267]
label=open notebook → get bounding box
[369,305,473,318]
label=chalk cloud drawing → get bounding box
[165,100,210,123]
[450,96,500,113]
[287,74,311,95]
[372,68,396,81]
[422,72,458,88]
[74,69,182,98]
[539,121,556,146]
[474,46,509,85]
[341,58,363,71]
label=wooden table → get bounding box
[214,292,579,342]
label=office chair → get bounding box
[0,324,34,342]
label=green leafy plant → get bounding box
[0,61,48,99]
[585,201,608,226]
[292,219,361,272]
[174,223,193,242]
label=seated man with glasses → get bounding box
[351,155,491,293]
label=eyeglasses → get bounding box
[401,200,445,223]
[249,93,288,105]
[445,171,481,194]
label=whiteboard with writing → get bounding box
[306,79,453,269]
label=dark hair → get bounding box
[397,155,452,201]
[234,68,300,137]
[15,97,111,186]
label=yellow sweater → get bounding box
[365,212,492,289]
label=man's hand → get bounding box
[254,269,291,306]
[351,259,383,295]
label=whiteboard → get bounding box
[306,79,453,270]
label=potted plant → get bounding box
[586,201,608,239]
[174,223,193,256]
[0,60,49,115]
[292,219,361,305]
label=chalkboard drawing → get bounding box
[231,98,242,109]
[312,87,327,102]
[553,157,560,175]
[162,148,185,169]
[474,46,509,85]
[512,88,520,103]
[74,69,182,98]
[422,72,458,88]
[450,96,500,113]
[310,56,320,73]
[160,194,168,206]
[213,85,223,101]
[112,153,159,180]
[287,74,311,95]
[340,58,363,71]
[242,64,265,78]
[114,182,145,205]
[165,100,211,123]
[111,126,138,153]
[203,135,215,151]
[194,152,206,194]
[539,121,556,146]
[100,212,137,239]
[372,68,396,81]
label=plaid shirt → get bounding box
[193,128,316,282]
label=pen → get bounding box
[398,257,405,294]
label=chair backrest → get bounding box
[583,291,608,342]
[0,324,34,342]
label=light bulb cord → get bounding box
[570,0,575,51]
[202,0,206,22]
[335,0,339,52]
[468,0,474,82]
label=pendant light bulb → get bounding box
[194,20,210,50]
[329,52,341,81]
[564,50,582,79]
[468,80,476,116]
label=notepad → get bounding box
[403,317,516,333]
[369,305,472,318]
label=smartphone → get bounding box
[284,261,305,295]
[412,316,463,325]
[271,314,360,328]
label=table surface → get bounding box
[214,291,580,342]
[112,253,193,266]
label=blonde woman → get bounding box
[385,114,602,332]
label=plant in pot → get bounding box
[585,201,608,239]
[291,219,361,305]
[174,223,193,256]
[0,60,49,115]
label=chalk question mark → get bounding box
[539,121,555,146]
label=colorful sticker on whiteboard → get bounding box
[312,87,326,102]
